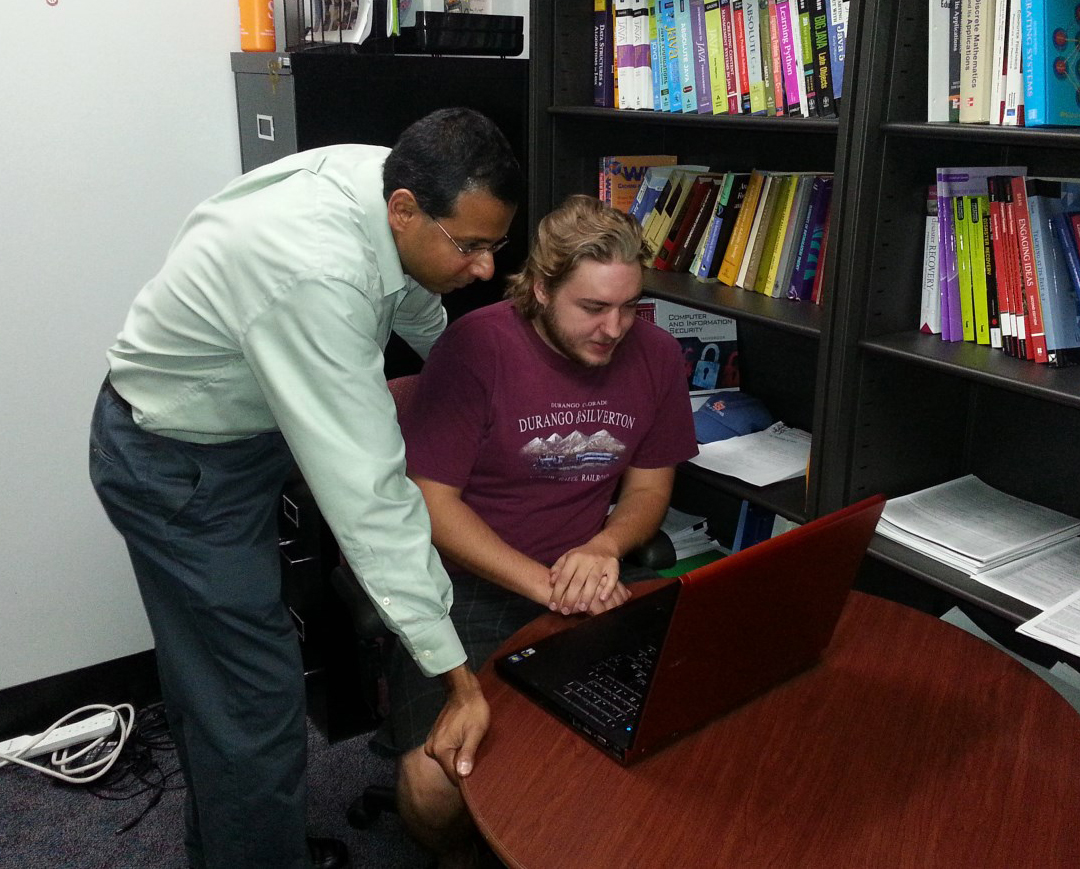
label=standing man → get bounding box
[89,108,522,869]
[376,195,698,867]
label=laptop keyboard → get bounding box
[554,643,659,729]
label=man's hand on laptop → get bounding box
[548,540,632,616]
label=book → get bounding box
[594,0,616,107]
[1023,0,1080,126]
[674,0,699,111]
[920,186,942,333]
[660,0,686,112]
[754,173,799,293]
[1001,174,1030,357]
[766,0,786,114]
[967,196,992,344]
[797,0,819,115]
[936,166,1026,342]
[672,174,726,271]
[928,0,953,121]
[649,0,669,110]
[645,167,710,258]
[825,0,849,104]
[689,0,715,112]
[718,0,742,112]
[633,0,655,110]
[959,0,995,123]
[1026,179,1080,364]
[701,173,752,279]
[703,0,729,113]
[809,203,831,304]
[977,191,1003,347]
[771,174,816,297]
[718,169,767,284]
[1054,210,1080,341]
[787,175,832,299]
[629,163,677,224]
[953,196,977,341]
[786,0,811,115]
[656,172,724,270]
[949,0,963,121]
[759,0,779,115]
[1002,0,1023,124]
[810,0,836,116]
[732,0,753,111]
[738,173,777,287]
[615,0,637,109]
[987,177,1015,352]
[743,0,767,112]
[602,155,680,214]
[1013,176,1050,362]
[692,172,736,276]
[776,0,804,116]
[989,0,1009,123]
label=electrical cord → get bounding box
[0,701,184,834]
[0,703,135,784]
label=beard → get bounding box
[536,303,617,369]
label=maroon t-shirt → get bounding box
[401,301,698,568]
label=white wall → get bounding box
[0,1,243,690]
[0,2,530,692]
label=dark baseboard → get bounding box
[0,651,161,738]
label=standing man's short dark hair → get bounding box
[90,108,521,869]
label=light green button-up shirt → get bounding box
[107,144,464,676]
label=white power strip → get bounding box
[0,711,118,759]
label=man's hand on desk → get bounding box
[548,537,631,616]
[426,664,489,786]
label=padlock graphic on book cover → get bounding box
[692,343,721,390]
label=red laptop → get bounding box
[495,495,886,764]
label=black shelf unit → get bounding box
[823,0,1080,633]
[528,0,1080,646]
[529,0,857,527]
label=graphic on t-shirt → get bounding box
[521,429,626,475]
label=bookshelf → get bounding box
[529,1,1080,640]
[824,0,1080,628]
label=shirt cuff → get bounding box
[397,614,468,677]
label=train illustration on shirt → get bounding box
[521,430,626,474]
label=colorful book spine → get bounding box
[732,0,753,111]
[766,0,786,114]
[758,0,777,115]
[674,0,699,111]
[650,0,670,110]
[948,0,963,121]
[661,1,685,112]
[743,0,766,113]
[968,196,992,345]
[1023,0,1080,126]
[775,0,803,116]
[719,169,766,285]
[825,0,848,102]
[810,0,836,117]
[594,0,615,107]
[797,0,818,116]
[1012,176,1049,362]
[703,0,728,114]
[718,0,742,112]
[690,0,715,112]
[788,176,832,299]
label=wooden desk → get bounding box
[462,587,1080,868]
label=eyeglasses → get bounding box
[431,216,509,257]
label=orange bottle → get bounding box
[239,0,275,52]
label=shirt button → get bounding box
[422,650,432,658]
[382,597,391,606]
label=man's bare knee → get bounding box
[397,746,471,853]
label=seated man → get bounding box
[375,195,698,867]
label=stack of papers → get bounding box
[689,422,811,487]
[660,507,723,560]
[876,476,1080,575]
